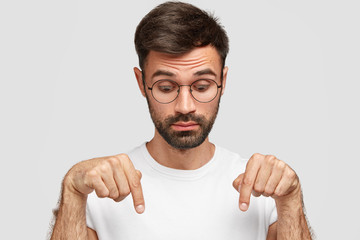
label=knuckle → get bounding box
[252,190,261,197]
[109,190,119,199]
[274,188,281,196]
[84,170,99,189]
[96,189,109,198]
[264,188,273,196]
[114,196,126,202]
[286,169,296,179]
[120,187,131,196]
[275,189,285,197]
[118,153,128,158]
[253,183,264,193]
[242,177,253,187]
[265,155,277,163]
[98,162,111,173]
[131,178,141,189]
[117,154,131,168]
[276,160,286,170]
[107,156,120,167]
[118,153,130,162]
[86,169,98,179]
[252,153,263,160]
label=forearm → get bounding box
[275,188,312,240]
[51,182,89,240]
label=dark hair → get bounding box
[134,1,229,70]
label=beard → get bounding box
[146,98,220,150]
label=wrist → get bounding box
[275,184,303,210]
[61,176,88,204]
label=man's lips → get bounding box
[171,121,199,131]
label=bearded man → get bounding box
[51,2,312,239]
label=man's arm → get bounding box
[267,222,277,240]
[50,154,145,239]
[51,190,100,240]
[233,153,312,240]
[274,187,312,239]
[87,227,99,240]
[51,181,88,240]
[266,193,313,240]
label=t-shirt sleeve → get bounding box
[266,197,278,226]
[86,194,95,230]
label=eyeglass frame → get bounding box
[144,77,223,104]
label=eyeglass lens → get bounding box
[151,79,219,103]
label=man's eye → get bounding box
[193,82,210,92]
[158,85,176,93]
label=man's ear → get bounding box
[134,67,146,97]
[221,66,228,96]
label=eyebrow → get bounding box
[194,69,217,77]
[151,68,217,79]
[151,70,175,79]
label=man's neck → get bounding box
[146,132,215,170]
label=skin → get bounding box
[50,46,312,240]
[134,46,227,170]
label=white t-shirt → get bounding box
[86,143,278,240]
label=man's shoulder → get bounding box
[215,145,247,162]
[214,145,248,171]
[126,142,146,156]
[125,142,148,166]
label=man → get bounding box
[51,2,312,239]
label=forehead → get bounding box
[144,46,222,78]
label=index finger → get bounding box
[120,154,145,214]
[239,155,261,211]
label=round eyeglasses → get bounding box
[147,79,222,104]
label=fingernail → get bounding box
[240,203,248,211]
[136,205,145,214]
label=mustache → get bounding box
[164,113,205,125]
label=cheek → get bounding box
[149,99,173,118]
[197,104,217,118]
[204,99,220,112]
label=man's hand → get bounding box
[233,153,300,211]
[64,154,145,214]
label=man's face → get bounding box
[135,46,228,149]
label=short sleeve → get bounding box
[266,197,278,226]
[86,194,95,230]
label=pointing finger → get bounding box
[239,155,261,211]
[120,155,145,214]
[128,169,145,214]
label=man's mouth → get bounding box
[171,121,199,131]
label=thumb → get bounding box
[233,173,244,193]
[136,170,142,179]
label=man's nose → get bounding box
[174,86,196,115]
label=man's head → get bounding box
[134,2,229,150]
[134,1,229,70]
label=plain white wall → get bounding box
[0,0,359,239]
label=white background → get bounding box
[1,0,359,239]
